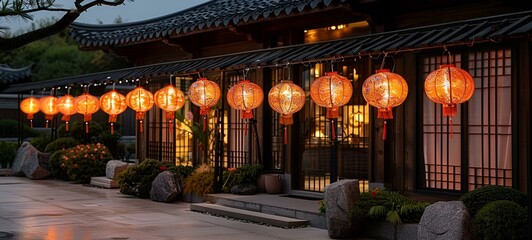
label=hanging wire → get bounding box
[283,63,291,80]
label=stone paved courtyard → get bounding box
[0,177,329,240]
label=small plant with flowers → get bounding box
[61,143,113,183]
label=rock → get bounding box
[230,183,257,195]
[12,142,50,179]
[106,160,129,179]
[150,171,182,203]
[418,201,471,240]
[324,179,360,239]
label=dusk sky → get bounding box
[3,0,210,33]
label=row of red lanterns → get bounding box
[20,64,474,138]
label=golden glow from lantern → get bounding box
[39,96,59,116]
[155,85,185,112]
[125,86,154,119]
[227,80,264,119]
[362,69,408,119]
[100,90,127,117]
[20,97,40,119]
[310,71,352,118]
[56,95,77,116]
[424,64,475,116]
[268,80,305,125]
[75,93,100,121]
[188,78,221,116]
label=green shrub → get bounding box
[61,143,113,183]
[0,119,39,138]
[48,150,68,179]
[44,137,79,153]
[30,134,51,152]
[57,120,103,144]
[473,200,528,240]
[221,165,263,192]
[183,164,214,195]
[351,189,430,225]
[167,165,194,179]
[459,185,528,217]
[0,141,17,168]
[117,159,162,198]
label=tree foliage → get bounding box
[0,0,128,51]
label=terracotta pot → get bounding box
[265,174,283,194]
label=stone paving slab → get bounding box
[0,177,330,240]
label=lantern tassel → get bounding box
[46,120,49,129]
[140,120,144,133]
[66,121,69,132]
[111,123,114,135]
[244,120,248,136]
[85,122,89,134]
[284,126,288,145]
[449,117,453,139]
[30,119,33,128]
[383,120,387,140]
[331,119,336,140]
[203,116,207,132]
[169,119,173,133]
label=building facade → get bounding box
[3,0,531,198]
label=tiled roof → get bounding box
[0,64,31,85]
[69,0,347,47]
[5,10,531,94]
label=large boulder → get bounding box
[418,201,471,240]
[106,160,129,179]
[150,171,182,203]
[12,142,50,179]
[324,179,360,239]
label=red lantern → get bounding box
[100,90,127,134]
[154,84,185,129]
[425,64,475,136]
[75,93,100,133]
[20,96,40,128]
[56,94,77,131]
[126,86,154,133]
[227,80,263,118]
[227,80,263,135]
[39,96,59,128]
[362,69,408,139]
[188,78,221,130]
[310,71,352,140]
[268,80,305,144]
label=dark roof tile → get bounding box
[69,0,347,47]
[0,64,32,85]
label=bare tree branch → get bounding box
[0,0,126,51]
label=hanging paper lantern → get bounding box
[75,93,100,133]
[155,84,185,127]
[425,64,475,136]
[268,80,305,144]
[227,80,264,119]
[189,78,221,130]
[310,71,352,140]
[126,86,154,133]
[56,94,77,131]
[20,96,40,128]
[39,96,59,128]
[362,69,409,139]
[100,90,127,134]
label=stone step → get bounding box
[190,203,309,228]
[90,176,119,189]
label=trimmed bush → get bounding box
[459,185,528,217]
[30,134,51,152]
[44,137,79,153]
[61,143,113,183]
[222,164,263,193]
[0,141,17,168]
[57,120,103,144]
[473,200,528,240]
[351,189,429,225]
[183,164,214,195]
[167,165,194,179]
[117,159,162,198]
[0,119,39,139]
[48,150,67,179]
